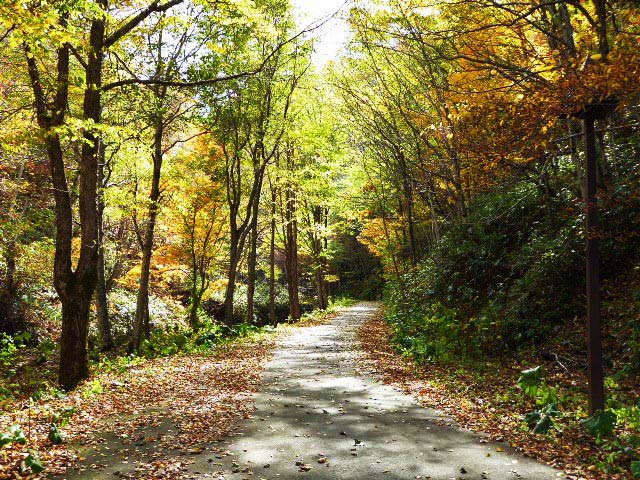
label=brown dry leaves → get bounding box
[0,337,274,479]
[356,313,628,480]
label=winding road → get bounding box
[208,302,562,480]
[64,302,563,479]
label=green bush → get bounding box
[141,329,192,358]
[140,320,268,358]
[385,179,640,361]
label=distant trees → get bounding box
[0,0,305,388]
[0,0,354,390]
[339,0,640,418]
[200,17,308,323]
[338,0,640,277]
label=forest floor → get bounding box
[1,334,276,479]
[357,310,637,480]
[4,303,569,479]
[55,302,561,480]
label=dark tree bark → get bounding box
[245,191,261,324]
[223,170,267,324]
[186,203,219,329]
[282,161,300,321]
[268,181,277,324]
[188,258,208,329]
[25,10,102,390]
[0,242,22,335]
[0,158,27,335]
[318,207,330,310]
[223,229,243,323]
[131,107,165,351]
[188,247,208,329]
[285,201,300,320]
[593,0,609,57]
[222,141,269,324]
[57,6,105,389]
[306,204,328,310]
[96,239,114,351]
[95,145,114,351]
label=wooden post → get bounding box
[583,114,604,413]
[570,94,616,414]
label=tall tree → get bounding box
[200,5,308,323]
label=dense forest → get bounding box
[0,0,639,478]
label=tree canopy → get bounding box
[1,0,640,477]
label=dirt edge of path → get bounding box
[356,311,624,480]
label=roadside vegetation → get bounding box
[1,0,640,477]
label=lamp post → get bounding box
[573,97,618,414]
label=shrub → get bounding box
[385,180,640,361]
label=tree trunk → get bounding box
[188,274,206,330]
[314,268,328,310]
[188,249,200,329]
[38,8,103,389]
[593,0,609,57]
[569,119,587,199]
[25,0,180,390]
[131,244,152,351]
[95,147,114,351]
[284,186,301,321]
[58,286,92,391]
[96,244,113,351]
[268,185,277,325]
[0,158,26,335]
[403,176,419,266]
[246,196,260,324]
[224,233,241,324]
[58,6,106,389]
[311,205,328,310]
[224,171,265,325]
[428,194,441,244]
[323,208,330,305]
[44,126,98,390]
[1,242,21,335]
[4,245,16,307]
[131,113,164,352]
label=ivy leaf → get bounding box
[541,403,560,417]
[582,410,617,437]
[48,423,63,445]
[0,424,26,446]
[630,461,640,478]
[517,366,543,396]
[532,414,553,434]
[0,433,13,447]
[524,410,541,428]
[25,450,45,473]
[524,404,559,434]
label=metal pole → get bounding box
[583,114,605,413]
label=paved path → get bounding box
[207,302,562,480]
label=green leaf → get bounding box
[48,423,63,445]
[524,410,541,428]
[0,433,14,447]
[517,366,543,397]
[524,404,559,434]
[0,425,26,447]
[12,427,26,445]
[630,461,640,477]
[25,450,44,473]
[532,414,553,434]
[541,403,560,416]
[582,410,617,437]
[518,366,542,387]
